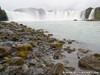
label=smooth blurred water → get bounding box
[17,21,100,52]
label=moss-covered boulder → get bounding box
[48,63,64,75]
[8,57,24,65]
[85,7,93,19]
[14,43,32,57]
[94,7,100,21]
[0,7,8,21]
[78,53,100,72]
[0,46,10,58]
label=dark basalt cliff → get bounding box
[0,7,8,21]
[85,7,93,19]
[94,7,100,21]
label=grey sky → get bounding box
[0,0,100,10]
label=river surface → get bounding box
[17,21,100,53]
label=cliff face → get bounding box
[85,7,93,19]
[94,7,100,21]
[85,7,100,21]
[0,7,8,21]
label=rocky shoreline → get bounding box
[0,22,100,75]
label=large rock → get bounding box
[0,7,8,21]
[48,63,64,75]
[0,46,10,58]
[78,53,100,72]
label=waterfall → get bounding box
[5,10,35,21]
[88,8,95,20]
[5,8,86,21]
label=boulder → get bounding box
[8,57,24,65]
[48,63,64,75]
[0,46,10,58]
[78,53,100,72]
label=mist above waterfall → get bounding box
[0,0,100,10]
[0,0,99,21]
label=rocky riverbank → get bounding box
[0,22,100,75]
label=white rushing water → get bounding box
[5,8,88,21]
[88,8,95,20]
[5,8,96,21]
[5,10,35,21]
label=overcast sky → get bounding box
[0,0,100,10]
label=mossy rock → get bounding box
[30,41,37,47]
[12,34,21,41]
[14,43,32,57]
[47,34,53,37]
[15,43,32,51]
[48,38,57,42]
[78,53,100,72]
[0,46,10,58]
[87,19,97,21]
[7,57,24,65]
[0,7,8,21]
[94,53,100,58]
[49,63,64,75]
[50,41,64,49]
[85,7,93,19]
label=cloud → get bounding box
[0,0,100,10]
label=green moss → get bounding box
[87,19,96,21]
[94,53,100,58]
[14,43,32,57]
[17,50,29,57]
[30,41,37,47]
[50,41,64,49]
[49,38,57,42]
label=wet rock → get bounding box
[0,46,10,58]
[8,57,24,65]
[48,63,64,75]
[78,53,100,72]
[65,67,75,72]
[0,64,4,72]
[53,50,63,59]
[22,64,29,73]
[30,41,37,47]
[77,52,84,59]
[78,48,90,54]
[12,34,21,41]
[66,39,76,44]
[27,67,45,75]
[64,46,75,53]
[50,41,64,49]
[29,59,37,66]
